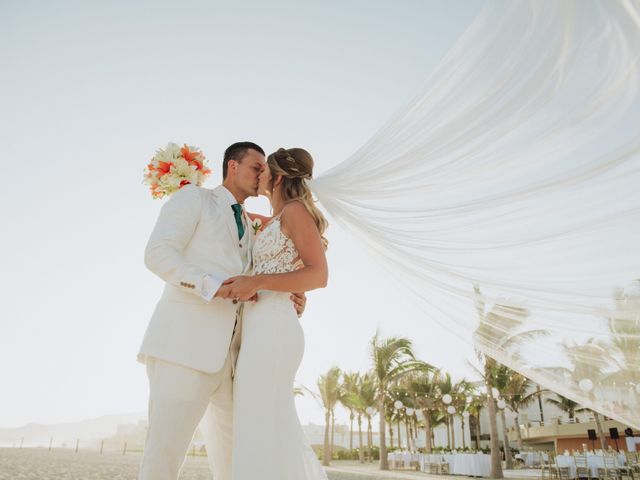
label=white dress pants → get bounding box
[138,323,241,480]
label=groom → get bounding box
[137,142,306,480]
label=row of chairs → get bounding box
[540,453,639,480]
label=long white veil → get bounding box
[310,0,640,428]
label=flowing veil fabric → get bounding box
[310,0,640,428]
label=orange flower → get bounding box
[156,160,172,176]
[181,145,196,162]
[181,145,205,170]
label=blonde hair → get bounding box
[267,148,329,249]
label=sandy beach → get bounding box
[0,448,438,480]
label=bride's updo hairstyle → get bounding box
[267,147,329,249]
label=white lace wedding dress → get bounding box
[231,208,328,480]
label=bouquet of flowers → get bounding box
[143,142,211,199]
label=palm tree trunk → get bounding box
[446,415,451,449]
[486,370,504,478]
[461,416,466,449]
[474,414,481,450]
[422,409,433,453]
[330,410,335,459]
[358,414,365,463]
[358,413,364,463]
[405,417,411,452]
[379,395,389,470]
[593,410,607,451]
[500,409,513,469]
[514,413,524,450]
[389,422,394,450]
[350,411,354,452]
[451,415,456,448]
[412,416,416,451]
[536,385,545,425]
[397,416,402,450]
[367,416,373,463]
[323,410,331,466]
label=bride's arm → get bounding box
[218,202,327,300]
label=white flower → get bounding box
[172,157,197,178]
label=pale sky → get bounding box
[0,0,486,429]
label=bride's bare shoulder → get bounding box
[280,201,315,231]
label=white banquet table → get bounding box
[413,453,491,476]
[516,452,548,466]
[555,454,627,478]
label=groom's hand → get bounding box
[220,276,259,302]
[290,292,306,317]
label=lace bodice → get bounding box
[252,211,301,275]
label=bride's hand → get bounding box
[221,275,260,302]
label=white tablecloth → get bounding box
[387,452,419,469]
[448,453,492,476]
[516,452,549,466]
[555,454,627,478]
[415,453,491,477]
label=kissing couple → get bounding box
[137,142,329,480]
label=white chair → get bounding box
[541,453,554,480]
[597,454,621,480]
[574,454,592,480]
[551,454,571,480]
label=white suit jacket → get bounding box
[138,184,255,373]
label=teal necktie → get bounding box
[231,204,245,239]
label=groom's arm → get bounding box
[144,184,217,298]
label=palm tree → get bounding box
[605,282,640,405]
[343,372,377,463]
[410,368,441,453]
[318,366,342,466]
[545,394,584,420]
[388,386,406,450]
[437,373,455,449]
[358,372,377,463]
[435,374,472,449]
[500,369,539,450]
[370,331,428,470]
[394,377,423,452]
[452,380,474,450]
[562,340,613,451]
[466,395,484,450]
[383,396,396,450]
[340,371,360,454]
[473,283,548,478]
[493,365,517,468]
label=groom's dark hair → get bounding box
[223,142,265,179]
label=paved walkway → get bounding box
[325,461,446,479]
[325,461,536,480]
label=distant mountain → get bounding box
[0,412,146,447]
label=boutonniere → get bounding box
[251,219,263,234]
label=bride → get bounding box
[216,147,330,480]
